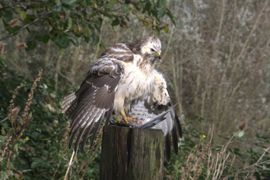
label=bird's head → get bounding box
[140,36,162,63]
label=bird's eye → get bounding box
[150,48,155,52]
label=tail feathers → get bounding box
[61,93,76,113]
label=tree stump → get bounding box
[100,125,164,180]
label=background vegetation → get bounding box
[0,0,269,179]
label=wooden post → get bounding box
[100,125,164,180]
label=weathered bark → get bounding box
[100,125,164,180]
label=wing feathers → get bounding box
[81,113,104,148]
[101,43,134,62]
[74,108,104,150]
[63,58,123,150]
[70,106,96,140]
[68,107,94,147]
[61,92,76,113]
[69,95,94,130]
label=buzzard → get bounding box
[62,36,182,153]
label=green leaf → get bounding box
[65,17,73,32]
[111,18,119,26]
[53,33,71,48]
[38,34,50,43]
[16,8,27,20]
[123,4,130,14]
[1,8,13,21]
[166,8,176,25]
[26,38,37,50]
[234,130,245,138]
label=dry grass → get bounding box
[0,70,43,176]
[180,128,235,180]
[63,123,103,180]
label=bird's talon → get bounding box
[122,115,138,124]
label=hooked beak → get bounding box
[155,51,161,58]
[150,51,161,64]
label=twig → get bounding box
[234,0,268,65]
[0,117,8,123]
[161,26,175,62]
[64,150,76,180]
[93,17,104,60]
[214,0,226,44]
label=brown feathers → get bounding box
[62,59,123,150]
[62,36,169,151]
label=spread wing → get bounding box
[61,42,137,151]
[62,57,123,151]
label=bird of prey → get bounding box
[61,36,182,152]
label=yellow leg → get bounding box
[120,109,129,124]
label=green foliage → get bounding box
[0,58,100,179]
[0,0,174,49]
